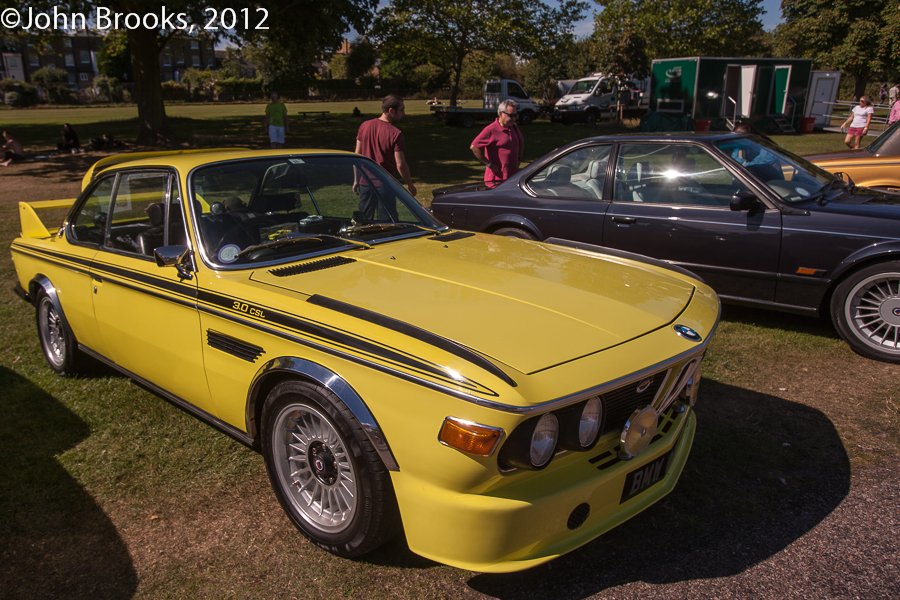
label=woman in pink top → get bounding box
[470,100,525,188]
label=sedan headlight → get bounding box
[530,413,559,468]
[557,396,603,451]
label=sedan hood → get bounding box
[250,235,696,374]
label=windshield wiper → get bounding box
[235,234,371,260]
[812,178,847,206]
[342,222,445,236]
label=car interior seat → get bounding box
[586,160,606,199]
[627,162,653,202]
[137,202,165,256]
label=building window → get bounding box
[29,55,39,66]
[65,54,75,66]
[8,58,18,69]
[190,40,199,50]
[207,56,214,67]
[68,73,77,85]
[163,55,171,66]
[192,55,200,67]
[46,62,55,69]
[80,50,89,63]
[79,72,88,81]
[175,53,184,65]
[64,38,72,48]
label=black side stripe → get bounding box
[195,289,499,397]
[307,294,517,387]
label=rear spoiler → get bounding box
[18,198,77,238]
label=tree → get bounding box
[7,0,375,144]
[30,66,68,103]
[593,16,648,78]
[372,0,588,105]
[346,38,378,81]
[329,54,350,79]
[96,29,133,83]
[592,0,765,61]
[778,0,899,99]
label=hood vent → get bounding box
[429,231,475,242]
[270,256,356,277]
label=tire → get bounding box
[518,111,534,126]
[460,114,475,128]
[261,380,400,557]
[585,111,598,126]
[35,290,85,377]
[493,226,537,240]
[830,261,900,363]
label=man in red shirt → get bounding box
[353,94,417,221]
[470,100,524,188]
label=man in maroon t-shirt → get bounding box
[470,99,524,188]
[353,94,417,220]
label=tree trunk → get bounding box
[853,75,869,102]
[128,27,168,145]
[449,53,465,107]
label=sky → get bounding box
[571,0,784,37]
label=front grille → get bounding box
[600,371,666,435]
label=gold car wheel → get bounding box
[273,401,358,533]
[833,261,900,363]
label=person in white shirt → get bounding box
[841,96,874,149]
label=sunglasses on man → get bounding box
[500,110,518,119]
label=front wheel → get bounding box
[518,111,534,126]
[261,380,399,557]
[36,290,85,377]
[585,111,598,126]
[493,226,537,240]
[831,261,900,363]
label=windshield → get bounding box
[569,79,597,95]
[866,119,900,156]
[190,154,444,266]
[716,137,835,203]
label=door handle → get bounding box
[612,216,636,224]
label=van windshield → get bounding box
[569,80,597,95]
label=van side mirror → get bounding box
[730,192,759,212]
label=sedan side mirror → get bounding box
[730,192,759,212]
[153,245,194,280]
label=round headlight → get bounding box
[619,407,658,459]
[530,413,559,468]
[579,397,602,447]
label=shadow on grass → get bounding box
[466,380,850,599]
[720,302,843,342]
[0,367,137,600]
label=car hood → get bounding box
[806,148,871,164]
[249,234,696,374]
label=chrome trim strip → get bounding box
[247,357,399,471]
[78,345,255,447]
[781,227,900,242]
[608,213,783,231]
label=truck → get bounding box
[551,72,648,125]
[430,79,542,127]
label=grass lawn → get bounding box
[1,102,896,599]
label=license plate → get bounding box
[620,449,674,503]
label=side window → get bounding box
[70,177,115,245]
[527,145,611,200]
[613,144,750,206]
[107,172,170,255]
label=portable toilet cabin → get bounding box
[649,57,814,132]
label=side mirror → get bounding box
[153,245,194,280]
[730,192,759,212]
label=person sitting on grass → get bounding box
[1,131,25,167]
[58,124,80,154]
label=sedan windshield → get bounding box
[190,155,443,266]
[716,137,835,203]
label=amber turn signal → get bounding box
[439,417,503,456]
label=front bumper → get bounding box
[392,403,697,572]
[552,108,589,124]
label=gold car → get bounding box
[11,149,719,572]
[808,119,900,193]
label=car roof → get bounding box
[573,132,748,144]
[84,148,354,188]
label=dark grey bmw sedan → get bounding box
[431,133,900,363]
